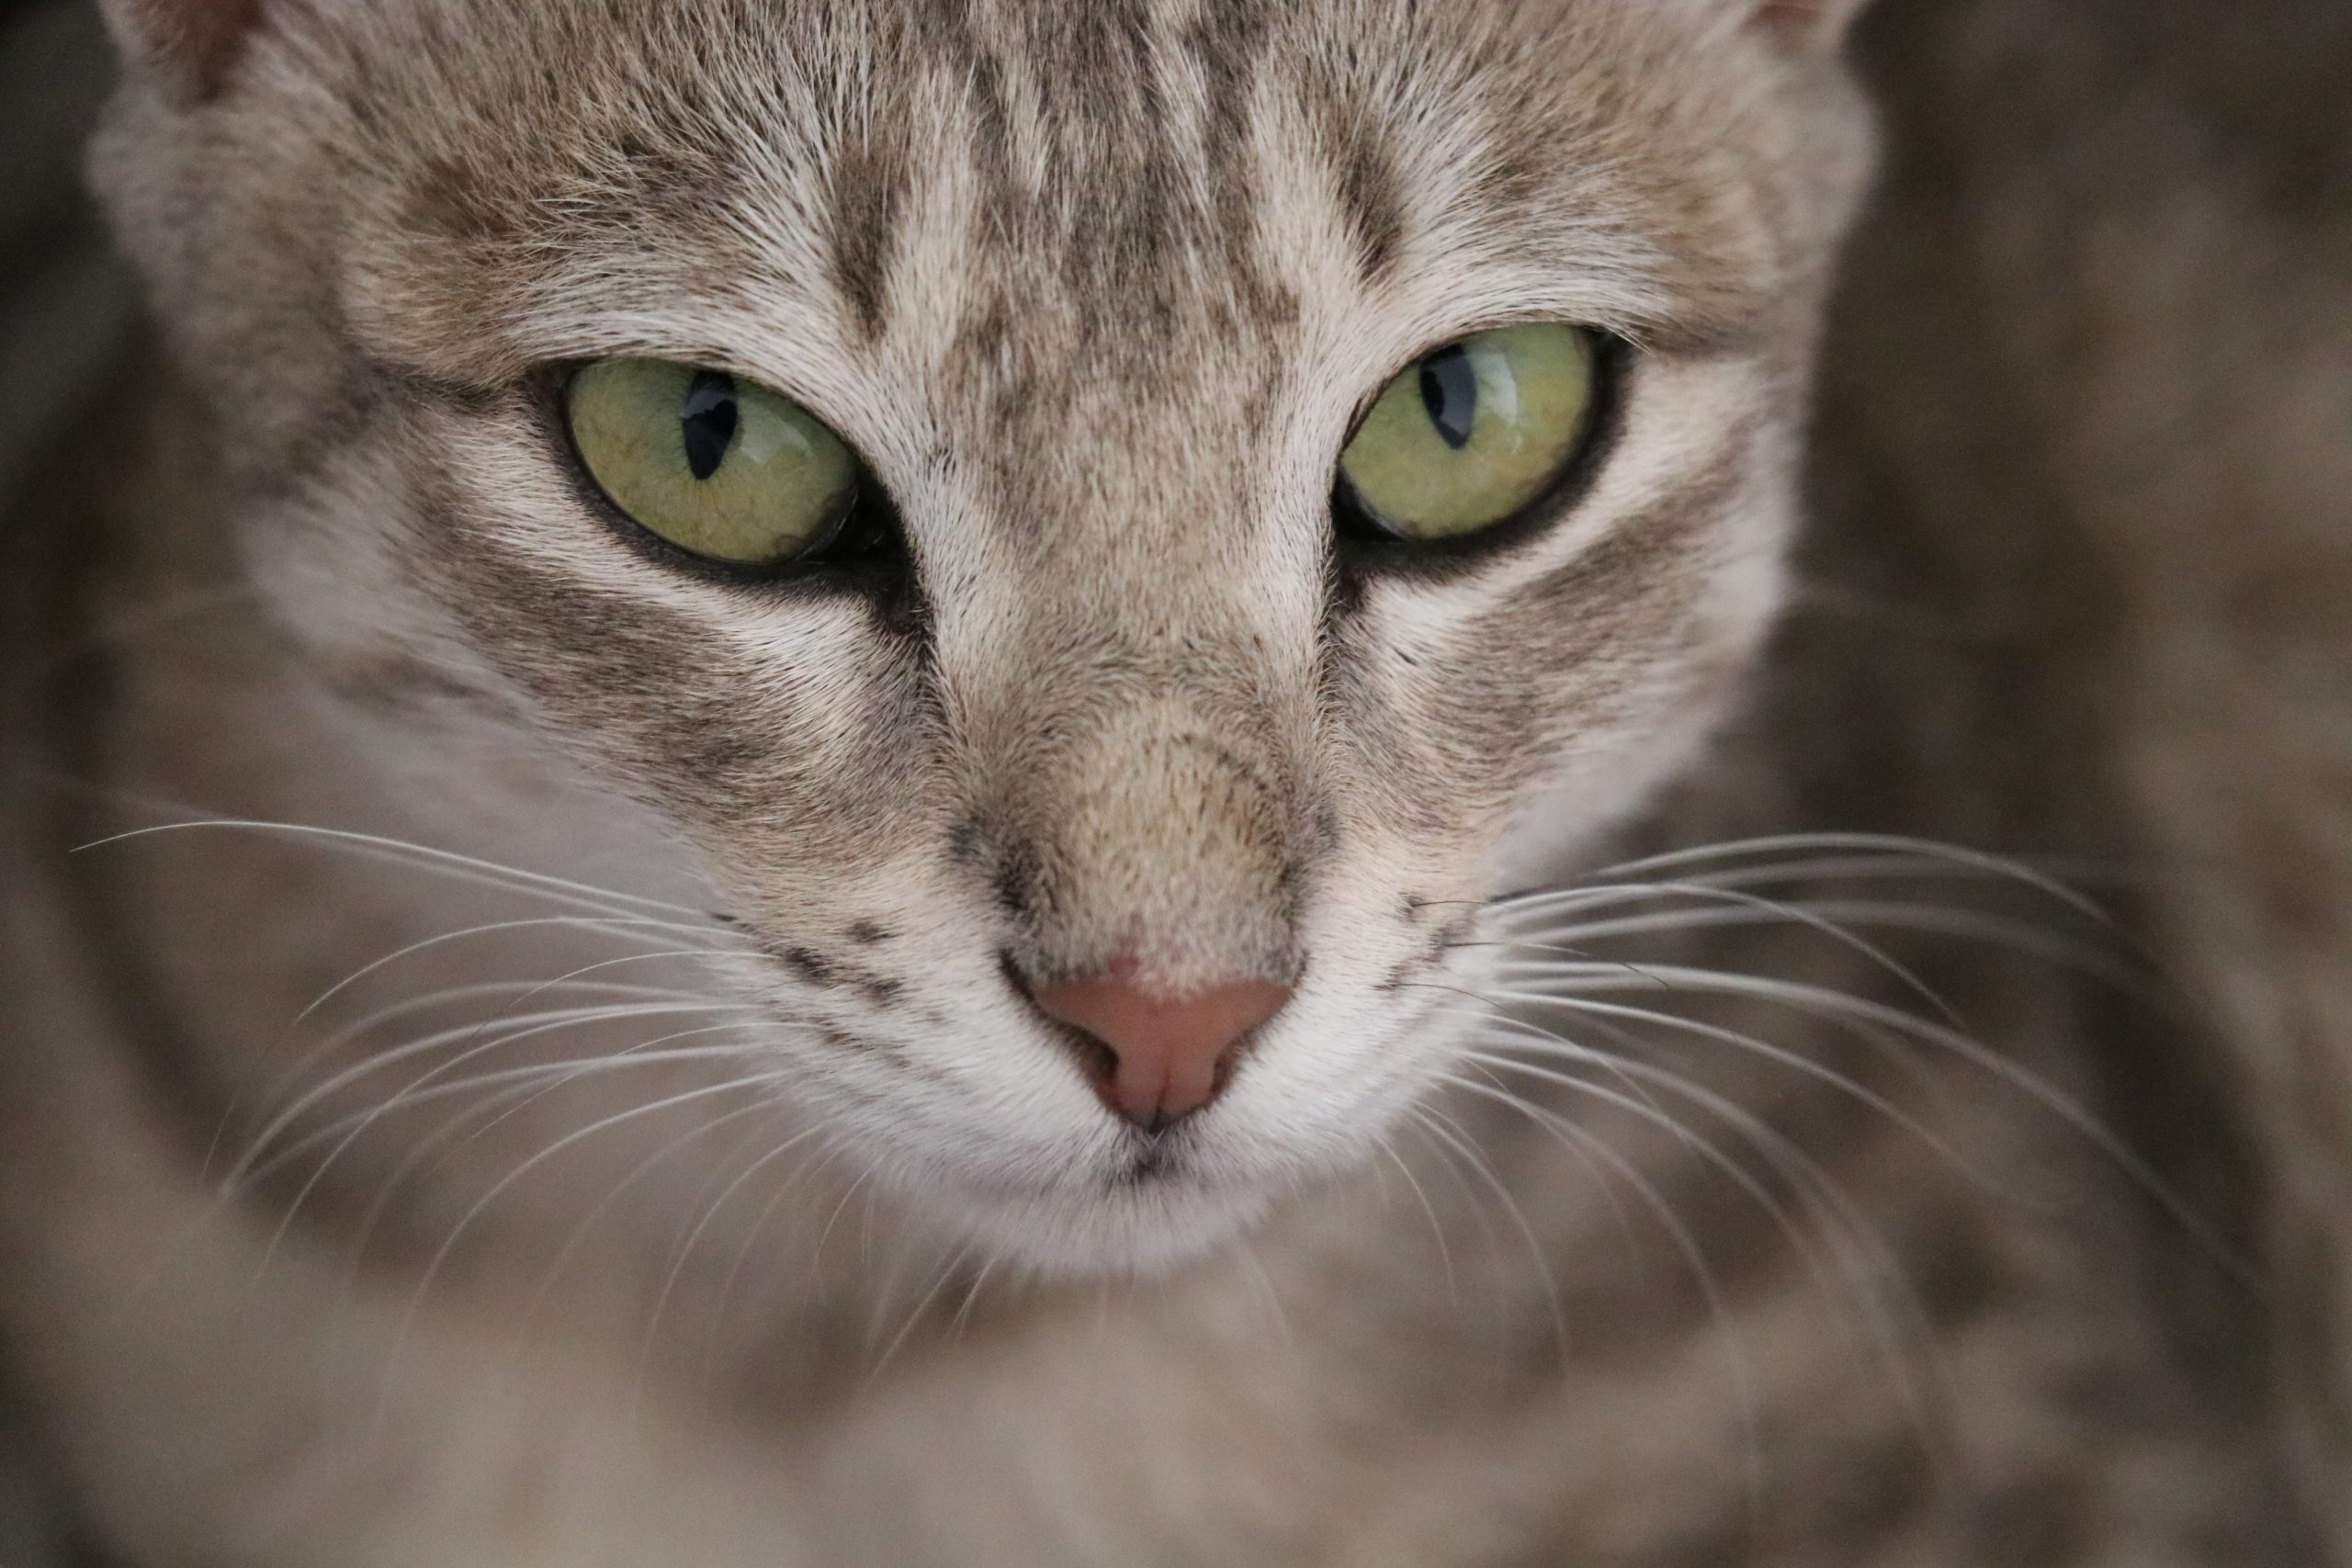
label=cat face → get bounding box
[94,0,1876,1272]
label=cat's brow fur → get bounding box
[1,0,2347,1562]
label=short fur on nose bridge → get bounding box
[1026,967,1293,1130]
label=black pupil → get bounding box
[680,370,741,481]
[1418,344,1477,451]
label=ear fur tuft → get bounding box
[1751,0,1875,49]
[97,0,263,97]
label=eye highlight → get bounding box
[1336,324,1605,545]
[564,357,864,569]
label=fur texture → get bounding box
[0,0,2345,1562]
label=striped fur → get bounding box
[0,0,2344,1562]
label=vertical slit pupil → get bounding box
[1419,344,1477,451]
[679,370,741,481]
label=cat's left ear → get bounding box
[1749,0,1876,51]
[96,0,264,99]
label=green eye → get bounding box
[565,357,862,568]
[1337,323,1604,543]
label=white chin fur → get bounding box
[925,1175,1280,1279]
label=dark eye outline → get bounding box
[543,360,910,593]
[1330,327,1630,579]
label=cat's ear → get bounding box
[96,0,263,97]
[1748,0,1876,51]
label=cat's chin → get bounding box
[926,1175,1280,1279]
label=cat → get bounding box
[0,0,2346,1562]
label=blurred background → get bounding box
[3,6,121,1555]
[0,2,127,518]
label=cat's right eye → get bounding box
[563,357,865,570]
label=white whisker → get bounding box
[1459,1042,1947,1465]
[634,1122,826,1393]
[518,1099,782,1339]
[288,912,734,1037]
[1439,1064,1769,1528]
[254,976,721,1130]
[1476,987,1996,1194]
[377,1074,786,1414]
[75,818,716,920]
[233,999,760,1190]
[1500,898,2143,992]
[704,1135,844,1387]
[1497,879,1962,1027]
[1407,1102,1568,1364]
[1568,833,2111,923]
[262,1034,782,1288]
[1497,959,2245,1274]
[865,1243,975,1387]
[1373,1133,1458,1308]
[948,1255,1000,1342]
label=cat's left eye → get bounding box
[564,357,865,570]
[1336,323,1606,546]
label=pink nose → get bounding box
[1028,971,1293,1130]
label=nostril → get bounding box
[1016,964,1294,1132]
[1000,962,1131,1122]
[1059,1024,1124,1110]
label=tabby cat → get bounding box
[2,0,2347,1562]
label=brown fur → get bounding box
[0,0,2346,1562]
